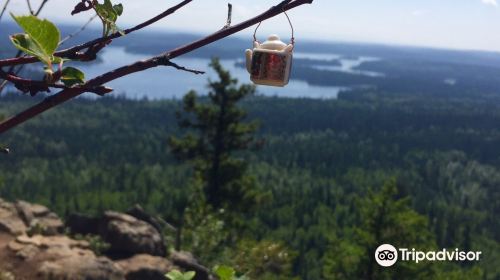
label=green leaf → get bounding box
[113,4,123,16]
[94,1,123,36]
[9,14,60,66]
[61,67,85,87]
[183,272,196,280]
[165,270,195,280]
[214,265,236,280]
[10,34,49,65]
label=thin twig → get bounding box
[59,14,98,47]
[0,0,313,134]
[223,3,232,29]
[162,59,205,75]
[0,0,11,22]
[34,0,49,15]
[26,0,34,15]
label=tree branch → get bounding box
[26,0,34,15]
[0,68,112,96]
[34,0,49,15]
[160,58,205,75]
[223,3,232,29]
[0,0,313,134]
[0,0,50,93]
[0,0,194,67]
[0,0,11,22]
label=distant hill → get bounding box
[4,20,500,64]
[4,21,500,95]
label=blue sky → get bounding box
[5,0,500,52]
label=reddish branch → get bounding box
[0,0,194,67]
[0,69,112,96]
[0,0,313,134]
[0,0,50,93]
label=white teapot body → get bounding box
[245,35,294,87]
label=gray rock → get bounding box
[0,199,27,235]
[170,251,212,280]
[66,213,101,235]
[101,211,166,257]
[15,200,64,236]
[4,235,124,280]
[38,257,124,280]
[67,210,167,258]
[116,254,175,280]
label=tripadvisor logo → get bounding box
[375,244,482,267]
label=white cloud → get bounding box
[482,0,498,6]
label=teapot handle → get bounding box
[245,49,253,74]
[252,8,295,47]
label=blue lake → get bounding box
[9,47,381,99]
[74,47,353,99]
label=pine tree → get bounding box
[169,58,260,211]
[323,179,436,280]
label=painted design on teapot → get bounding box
[245,34,294,87]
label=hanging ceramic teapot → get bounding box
[245,34,294,87]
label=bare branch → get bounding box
[223,3,232,29]
[167,0,306,59]
[0,0,314,134]
[26,0,34,15]
[161,59,206,75]
[34,0,49,15]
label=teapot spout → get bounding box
[245,49,253,74]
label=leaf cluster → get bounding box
[9,14,85,87]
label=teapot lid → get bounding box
[258,34,288,51]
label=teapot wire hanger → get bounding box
[253,8,295,47]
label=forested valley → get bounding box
[1,81,499,279]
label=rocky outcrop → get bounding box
[1,234,123,280]
[0,199,26,235]
[126,205,164,233]
[67,211,167,257]
[102,211,167,257]
[15,200,64,236]
[0,198,211,280]
[0,198,63,236]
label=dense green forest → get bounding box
[0,83,499,279]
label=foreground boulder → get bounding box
[0,199,26,235]
[67,211,167,257]
[0,198,63,236]
[102,211,167,257]
[15,200,64,236]
[1,234,123,280]
[0,198,208,280]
